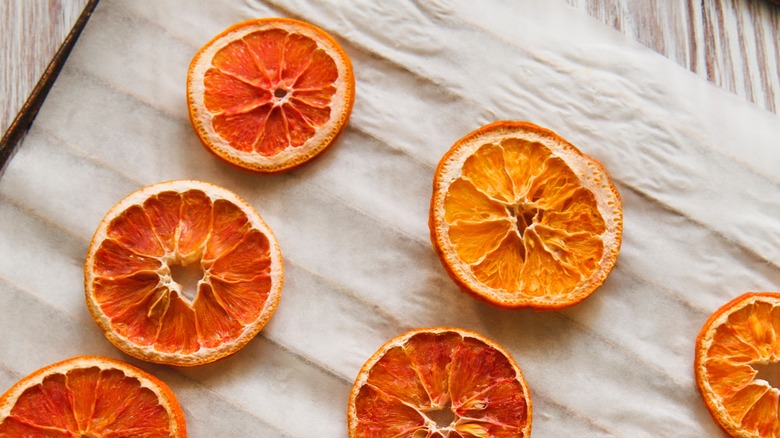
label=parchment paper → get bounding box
[1,0,778,436]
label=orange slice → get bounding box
[0,356,186,437]
[348,327,532,437]
[695,292,780,437]
[429,121,623,310]
[186,18,355,173]
[84,180,283,366]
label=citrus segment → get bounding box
[107,204,165,257]
[443,179,509,224]
[187,18,355,173]
[430,121,622,309]
[178,190,212,257]
[94,239,163,277]
[348,327,531,437]
[695,292,780,437]
[461,143,515,203]
[208,229,271,280]
[192,283,245,348]
[85,180,283,366]
[402,331,461,407]
[155,293,200,355]
[448,219,513,264]
[204,199,251,262]
[208,276,272,324]
[501,138,549,194]
[0,356,186,437]
[472,231,526,291]
[144,191,183,253]
[366,346,431,407]
[353,385,426,437]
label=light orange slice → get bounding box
[695,292,780,437]
[187,18,355,173]
[429,121,623,309]
[348,327,532,437]
[0,356,186,437]
[84,180,283,366]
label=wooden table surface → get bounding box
[1,0,779,150]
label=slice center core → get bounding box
[426,402,456,430]
[273,88,288,98]
[511,203,539,237]
[753,361,780,388]
[170,262,203,304]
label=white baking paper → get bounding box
[0,0,778,436]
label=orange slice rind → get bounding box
[0,356,186,437]
[348,327,532,437]
[695,292,780,438]
[429,121,623,310]
[84,180,283,366]
[187,18,355,173]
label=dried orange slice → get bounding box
[429,121,623,310]
[84,180,283,366]
[186,18,355,173]
[695,292,780,437]
[348,327,532,437]
[0,356,186,437]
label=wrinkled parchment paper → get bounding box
[1,0,778,436]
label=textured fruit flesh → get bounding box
[0,367,172,436]
[204,28,337,156]
[92,189,272,354]
[443,139,605,297]
[703,300,780,436]
[354,332,529,437]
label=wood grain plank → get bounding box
[1,1,88,132]
[0,0,94,171]
[1,0,776,156]
[566,0,780,113]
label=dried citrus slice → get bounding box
[0,356,186,437]
[84,180,283,366]
[348,327,532,437]
[186,17,355,173]
[695,292,780,437]
[429,121,623,309]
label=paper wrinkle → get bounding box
[0,0,778,436]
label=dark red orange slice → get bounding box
[187,18,355,173]
[348,327,532,437]
[84,180,283,366]
[0,356,186,437]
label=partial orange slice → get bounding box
[187,18,355,173]
[429,121,623,309]
[0,356,186,437]
[695,292,780,437]
[348,327,532,437]
[84,180,283,366]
